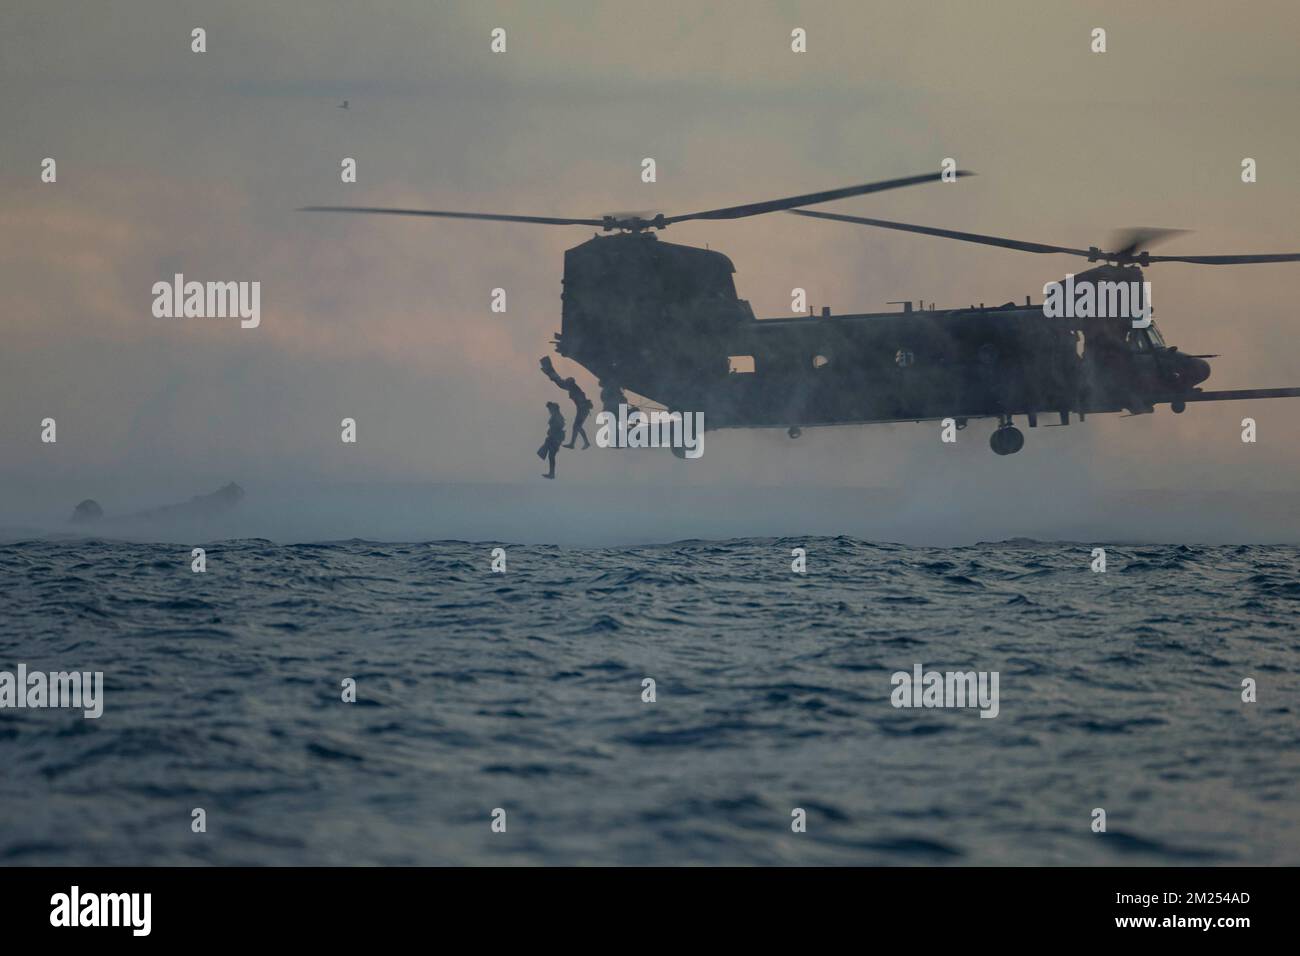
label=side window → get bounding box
[728,355,756,374]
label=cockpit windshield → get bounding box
[1126,324,1167,351]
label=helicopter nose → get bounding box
[1183,355,1211,386]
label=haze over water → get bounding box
[4,0,1300,540]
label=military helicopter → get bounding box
[304,171,1300,454]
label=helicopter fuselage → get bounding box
[554,232,1211,434]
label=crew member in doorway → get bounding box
[599,378,639,419]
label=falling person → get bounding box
[540,356,593,449]
[537,401,565,479]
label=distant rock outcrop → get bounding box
[71,499,104,524]
[126,482,245,522]
[68,483,245,529]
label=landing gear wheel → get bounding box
[990,426,1025,456]
[1171,400,1186,414]
[787,426,802,439]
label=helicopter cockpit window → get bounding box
[812,354,831,369]
[728,355,755,374]
[1127,329,1152,351]
[1146,324,1167,348]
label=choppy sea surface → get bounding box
[1,537,1297,866]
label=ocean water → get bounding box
[1,536,1297,866]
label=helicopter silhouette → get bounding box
[304,171,1300,455]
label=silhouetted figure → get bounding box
[339,100,349,109]
[537,402,565,479]
[540,356,592,449]
[599,379,638,417]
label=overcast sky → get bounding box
[2,0,1299,541]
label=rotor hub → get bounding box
[601,213,668,233]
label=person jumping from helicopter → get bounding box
[540,356,593,449]
[537,401,565,479]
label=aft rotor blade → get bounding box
[662,171,972,225]
[788,209,1094,257]
[298,206,605,226]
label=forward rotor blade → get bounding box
[787,209,1094,257]
[663,171,972,225]
[791,210,1300,266]
[298,206,604,226]
[1146,253,1300,264]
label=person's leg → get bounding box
[569,408,589,448]
[544,447,556,478]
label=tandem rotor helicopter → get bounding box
[305,170,1300,455]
